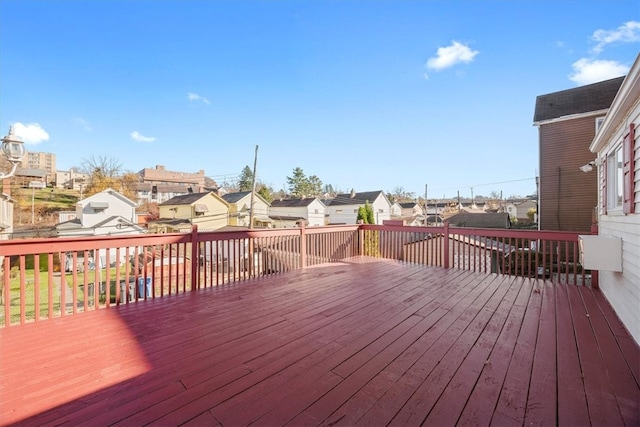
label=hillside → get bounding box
[12,187,80,227]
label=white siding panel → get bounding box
[598,109,640,345]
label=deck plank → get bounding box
[579,286,640,425]
[354,274,504,426]
[524,280,558,426]
[1,260,638,427]
[423,275,523,426]
[566,284,626,426]
[490,278,543,425]
[555,283,591,426]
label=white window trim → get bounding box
[605,144,624,212]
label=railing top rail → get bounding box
[0,233,192,256]
[360,224,590,241]
[196,224,359,241]
[0,225,363,257]
[0,223,592,258]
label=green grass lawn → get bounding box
[1,265,138,325]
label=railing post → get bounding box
[300,222,307,268]
[443,222,450,269]
[358,224,364,256]
[191,225,199,290]
[590,222,599,289]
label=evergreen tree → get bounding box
[308,175,323,197]
[238,165,254,192]
[286,167,308,197]
[356,201,375,224]
[257,185,273,203]
[357,201,379,256]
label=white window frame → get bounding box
[606,145,623,211]
[595,116,606,134]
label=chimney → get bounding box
[350,189,356,198]
[156,165,165,171]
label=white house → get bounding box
[399,202,425,226]
[55,188,145,269]
[0,181,14,270]
[269,197,327,228]
[505,199,537,224]
[55,169,89,190]
[325,190,392,225]
[390,202,402,218]
[56,188,143,237]
[588,54,640,345]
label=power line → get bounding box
[428,176,537,193]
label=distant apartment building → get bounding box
[20,151,56,184]
[136,165,207,204]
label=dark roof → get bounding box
[147,218,192,226]
[446,212,511,229]
[159,192,212,206]
[269,215,306,221]
[156,184,193,193]
[533,76,624,123]
[135,183,193,193]
[16,168,47,178]
[221,191,251,204]
[134,183,153,191]
[326,191,385,206]
[270,198,317,208]
[399,202,419,208]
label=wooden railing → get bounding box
[360,223,591,285]
[0,223,592,327]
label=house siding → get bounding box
[598,214,640,343]
[538,115,601,232]
[77,194,136,228]
[596,105,639,344]
[591,56,640,345]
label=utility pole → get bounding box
[248,145,258,230]
[424,184,428,225]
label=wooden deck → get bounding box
[1,259,638,426]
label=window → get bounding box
[604,123,635,214]
[607,146,623,210]
[595,116,605,133]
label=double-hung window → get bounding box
[606,146,623,210]
[603,123,635,214]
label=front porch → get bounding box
[2,258,638,426]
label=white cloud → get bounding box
[591,21,640,54]
[73,117,92,131]
[424,41,479,78]
[187,92,210,105]
[130,131,156,143]
[569,58,629,85]
[12,122,50,144]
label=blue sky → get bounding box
[2,1,639,200]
